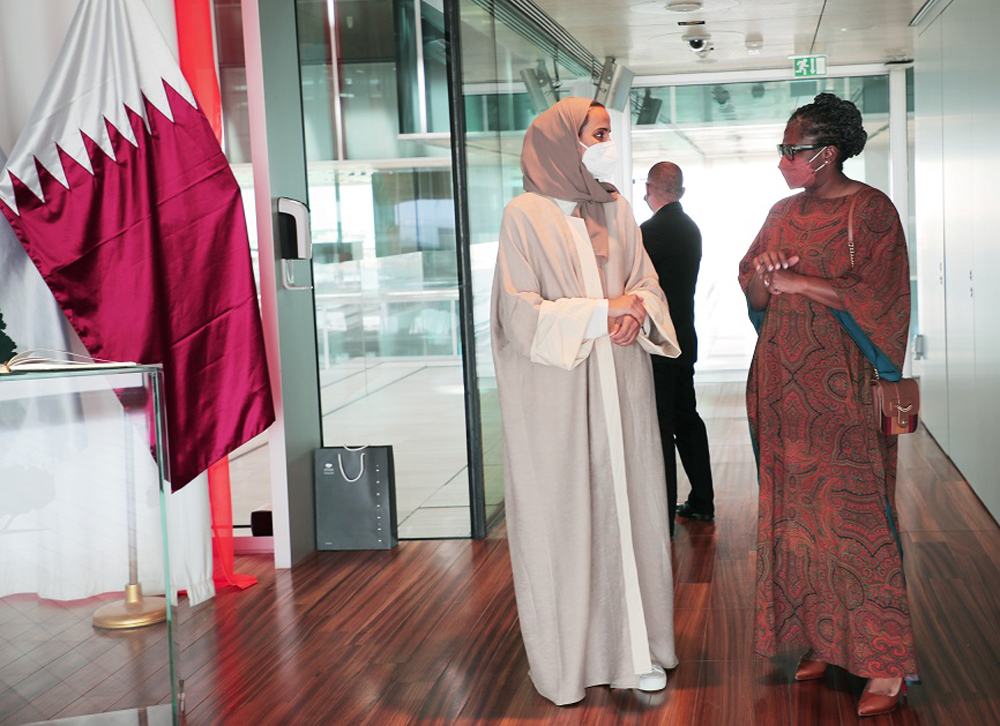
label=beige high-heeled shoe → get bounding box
[857,678,906,717]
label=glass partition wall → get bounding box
[294,0,597,538]
[213,0,598,541]
[455,0,597,530]
[296,0,471,539]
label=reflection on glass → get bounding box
[312,167,459,368]
[457,0,592,528]
[298,0,470,539]
[632,76,889,128]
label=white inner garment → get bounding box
[564,211,652,677]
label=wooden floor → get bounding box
[4,381,1000,725]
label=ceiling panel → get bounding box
[530,0,926,75]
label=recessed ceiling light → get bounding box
[632,0,737,16]
[666,1,703,12]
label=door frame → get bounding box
[242,0,323,568]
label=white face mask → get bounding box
[580,139,619,183]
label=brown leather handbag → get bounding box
[847,197,920,435]
[871,375,920,435]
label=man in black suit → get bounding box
[640,162,714,535]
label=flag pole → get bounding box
[93,388,167,629]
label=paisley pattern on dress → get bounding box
[739,185,918,679]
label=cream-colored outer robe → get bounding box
[491,191,681,705]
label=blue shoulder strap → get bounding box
[832,309,901,382]
[747,299,765,334]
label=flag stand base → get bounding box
[93,583,167,629]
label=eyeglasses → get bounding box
[777,143,823,161]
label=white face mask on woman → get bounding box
[580,139,619,183]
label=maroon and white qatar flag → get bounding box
[0,0,274,491]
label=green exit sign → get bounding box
[792,55,828,77]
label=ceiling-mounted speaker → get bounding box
[594,58,635,113]
[520,67,557,114]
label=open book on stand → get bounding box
[0,349,138,374]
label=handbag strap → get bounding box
[847,194,858,269]
[845,193,878,379]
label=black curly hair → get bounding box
[789,93,867,170]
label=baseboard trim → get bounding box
[234,536,274,555]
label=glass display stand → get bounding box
[0,365,180,725]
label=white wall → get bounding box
[967,0,1000,516]
[913,0,1000,519]
[913,14,948,449]
[0,0,178,152]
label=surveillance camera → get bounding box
[682,31,713,53]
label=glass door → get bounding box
[295,0,471,539]
[452,0,599,530]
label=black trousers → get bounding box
[651,360,715,534]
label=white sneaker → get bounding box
[637,664,667,692]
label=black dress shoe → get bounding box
[676,502,714,521]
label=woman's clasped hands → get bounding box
[754,251,802,295]
[607,294,646,346]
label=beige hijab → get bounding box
[521,97,619,265]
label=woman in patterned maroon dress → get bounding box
[739,94,916,717]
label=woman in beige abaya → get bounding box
[491,97,681,706]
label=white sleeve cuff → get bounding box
[632,290,681,358]
[585,299,609,339]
